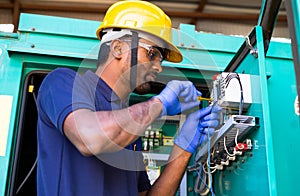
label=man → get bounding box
[36,1,221,195]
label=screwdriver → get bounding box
[197,96,213,102]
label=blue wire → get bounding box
[207,102,217,196]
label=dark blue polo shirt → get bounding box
[37,68,150,196]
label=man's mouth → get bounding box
[145,73,157,82]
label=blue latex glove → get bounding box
[174,104,222,153]
[154,80,201,116]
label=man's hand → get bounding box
[174,104,222,153]
[154,80,201,116]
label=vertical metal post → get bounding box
[255,26,278,196]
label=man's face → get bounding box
[134,39,163,94]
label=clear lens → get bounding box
[121,40,164,62]
[138,42,164,62]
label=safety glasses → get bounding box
[108,39,165,62]
[138,42,165,63]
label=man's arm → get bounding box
[146,145,192,196]
[144,105,222,196]
[63,80,200,156]
[63,98,162,156]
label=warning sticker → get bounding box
[0,95,13,156]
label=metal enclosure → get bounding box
[0,1,299,195]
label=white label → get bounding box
[0,95,13,156]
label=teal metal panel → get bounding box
[14,14,245,72]
[0,32,18,39]
[168,23,244,71]
[177,23,244,52]
[14,13,286,74]
[10,30,100,59]
[18,13,100,39]
[267,40,292,59]
[213,25,299,196]
[266,56,300,196]
[0,47,23,195]
[264,4,300,191]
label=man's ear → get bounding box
[110,39,123,59]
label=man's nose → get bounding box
[153,61,162,73]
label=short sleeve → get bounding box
[37,68,95,134]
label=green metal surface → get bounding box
[0,12,299,196]
[255,26,277,196]
[213,25,300,196]
[0,47,23,196]
[213,26,272,196]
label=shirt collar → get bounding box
[84,70,128,106]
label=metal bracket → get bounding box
[246,36,258,58]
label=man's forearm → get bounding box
[64,97,163,155]
[113,97,163,138]
[147,145,192,196]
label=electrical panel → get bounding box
[190,72,258,195]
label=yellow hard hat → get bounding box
[96,0,182,63]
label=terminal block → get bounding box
[195,115,258,163]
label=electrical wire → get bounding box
[223,136,235,157]
[202,162,217,174]
[16,158,37,194]
[206,124,215,196]
[195,119,216,194]
[194,163,210,195]
[195,102,219,196]
[16,85,38,194]
[235,128,244,150]
[224,73,244,115]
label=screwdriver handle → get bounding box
[197,96,213,102]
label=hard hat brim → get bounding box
[96,27,183,63]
